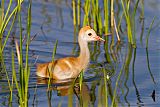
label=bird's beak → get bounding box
[94,36,105,42]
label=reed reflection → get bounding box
[36,77,91,107]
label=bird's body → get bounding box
[36,26,104,80]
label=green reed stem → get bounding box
[24,1,32,106]
[132,0,140,45]
[0,1,4,50]
[111,68,122,107]
[2,12,17,52]
[77,0,81,26]
[92,0,97,30]
[0,1,23,39]
[25,0,32,70]
[0,6,17,35]
[52,40,58,61]
[145,17,156,84]
[133,0,140,24]
[123,44,133,106]
[0,0,12,35]
[68,78,78,107]
[110,0,117,46]
[0,0,21,102]
[104,0,111,62]
[0,50,12,95]
[146,17,156,48]
[17,0,25,101]
[132,48,143,104]
[91,0,102,34]
[124,43,133,70]
[68,87,73,107]
[47,90,53,107]
[47,40,58,88]
[121,0,133,44]
[140,0,144,18]
[72,0,76,26]
[0,0,4,14]
[103,68,108,107]
[0,1,21,51]
[79,70,84,107]
[146,48,156,84]
[83,0,91,26]
[104,0,108,33]
[79,70,83,92]
[9,76,14,106]
[140,19,144,46]
[0,0,4,29]
[97,0,103,34]
[12,50,23,105]
[112,43,133,107]
[140,0,144,45]
[126,0,131,11]
[111,0,114,28]
[117,12,123,32]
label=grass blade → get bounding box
[146,17,156,48]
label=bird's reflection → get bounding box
[36,77,91,106]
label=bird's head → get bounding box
[79,26,105,42]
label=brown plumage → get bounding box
[36,26,105,80]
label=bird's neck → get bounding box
[78,37,90,71]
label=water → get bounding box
[0,0,160,107]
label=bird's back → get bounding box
[36,57,81,80]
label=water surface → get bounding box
[0,0,160,107]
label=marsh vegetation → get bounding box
[0,0,159,107]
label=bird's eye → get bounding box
[88,33,92,36]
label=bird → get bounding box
[36,26,105,80]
